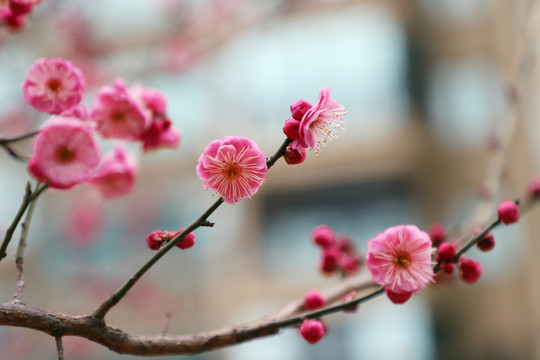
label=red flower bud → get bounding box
[303,289,326,310]
[436,242,456,262]
[146,229,167,250]
[283,145,306,165]
[283,118,300,140]
[175,228,196,250]
[442,261,454,274]
[476,232,495,252]
[299,319,325,344]
[290,99,311,120]
[528,176,540,197]
[340,291,358,313]
[9,1,33,15]
[311,225,335,248]
[428,223,446,246]
[497,200,519,225]
[458,256,482,284]
[385,288,412,304]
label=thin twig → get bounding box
[55,335,64,360]
[0,130,39,161]
[162,312,172,336]
[0,183,48,262]
[0,143,30,162]
[12,182,41,304]
[0,130,39,144]
[93,138,292,321]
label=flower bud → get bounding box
[290,99,311,120]
[175,228,196,250]
[311,225,334,248]
[476,232,495,252]
[340,291,358,313]
[303,290,326,310]
[283,145,306,165]
[299,319,325,344]
[436,242,456,262]
[339,254,360,275]
[497,200,519,225]
[385,288,412,304]
[528,176,540,198]
[428,223,446,246]
[146,229,167,250]
[283,118,300,140]
[442,261,454,274]
[458,256,482,284]
[337,236,356,254]
[5,13,26,30]
[9,1,33,16]
[319,246,341,274]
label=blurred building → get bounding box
[0,0,539,359]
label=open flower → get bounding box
[27,116,100,189]
[22,58,85,115]
[196,136,267,204]
[90,79,150,140]
[88,143,138,199]
[297,86,346,153]
[366,225,433,296]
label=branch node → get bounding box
[200,220,215,227]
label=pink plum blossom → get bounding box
[140,116,180,152]
[196,136,267,204]
[296,86,346,153]
[27,116,100,189]
[59,104,90,122]
[91,79,150,140]
[88,143,138,199]
[22,58,86,114]
[366,225,433,296]
[131,86,181,152]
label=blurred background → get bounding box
[0,0,540,359]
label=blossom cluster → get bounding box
[282,86,346,164]
[23,58,180,197]
[0,0,42,31]
[311,225,362,276]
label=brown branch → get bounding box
[92,138,292,321]
[0,302,280,356]
[0,274,378,356]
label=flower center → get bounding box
[112,111,125,122]
[224,164,241,178]
[395,253,410,267]
[57,146,75,163]
[47,78,62,92]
